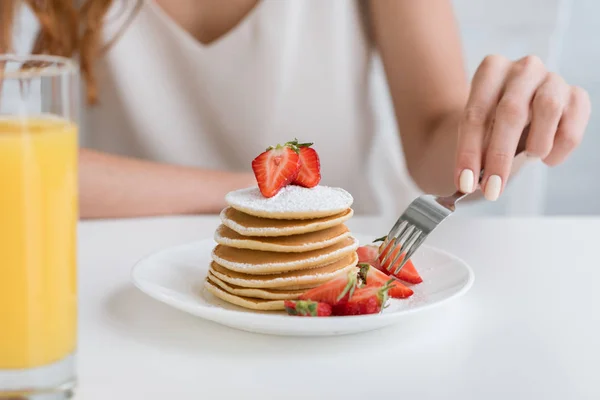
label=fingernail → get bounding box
[526,152,541,162]
[484,175,502,201]
[459,169,475,193]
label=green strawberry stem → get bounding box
[290,300,319,316]
[285,138,314,152]
[357,263,371,285]
[300,301,319,316]
[265,139,310,154]
[373,235,387,243]
[382,279,395,290]
[378,279,395,306]
[263,138,314,161]
[336,269,358,302]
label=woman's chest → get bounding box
[86,1,374,167]
[153,0,260,45]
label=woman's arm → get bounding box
[79,148,255,219]
[369,0,590,200]
[368,0,468,195]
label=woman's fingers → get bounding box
[482,55,548,200]
[525,73,570,159]
[543,86,591,166]
[456,55,511,193]
[456,54,590,201]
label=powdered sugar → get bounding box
[225,185,353,218]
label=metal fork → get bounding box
[379,128,530,275]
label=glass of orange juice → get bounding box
[0,55,79,398]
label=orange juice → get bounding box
[0,117,78,369]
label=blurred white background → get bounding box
[457,0,598,216]
[374,0,597,216]
[12,0,596,216]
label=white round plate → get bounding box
[131,234,474,336]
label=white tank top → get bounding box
[81,0,422,218]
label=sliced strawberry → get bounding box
[284,300,332,317]
[357,240,423,284]
[358,263,413,299]
[393,260,422,284]
[293,145,321,188]
[332,281,392,316]
[357,244,379,264]
[299,268,358,306]
[378,241,423,284]
[251,143,300,198]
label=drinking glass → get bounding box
[0,54,79,399]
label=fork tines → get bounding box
[379,220,426,275]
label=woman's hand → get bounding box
[455,55,591,200]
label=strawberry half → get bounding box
[356,242,423,284]
[332,281,392,316]
[251,143,300,198]
[284,300,332,317]
[292,142,321,188]
[377,240,423,284]
[299,268,358,306]
[358,263,413,299]
[357,244,379,265]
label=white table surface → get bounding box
[75,215,599,400]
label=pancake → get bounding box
[220,207,353,237]
[225,185,353,219]
[211,236,359,274]
[214,224,350,252]
[207,271,305,300]
[204,278,285,311]
[209,252,358,290]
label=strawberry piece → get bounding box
[393,260,422,284]
[357,244,379,264]
[378,242,423,284]
[284,300,332,317]
[293,145,321,188]
[356,241,423,284]
[299,269,358,306]
[358,263,413,299]
[251,143,300,198]
[332,281,392,316]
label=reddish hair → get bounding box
[0,0,141,104]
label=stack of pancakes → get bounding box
[204,185,359,311]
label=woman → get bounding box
[1,0,591,219]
